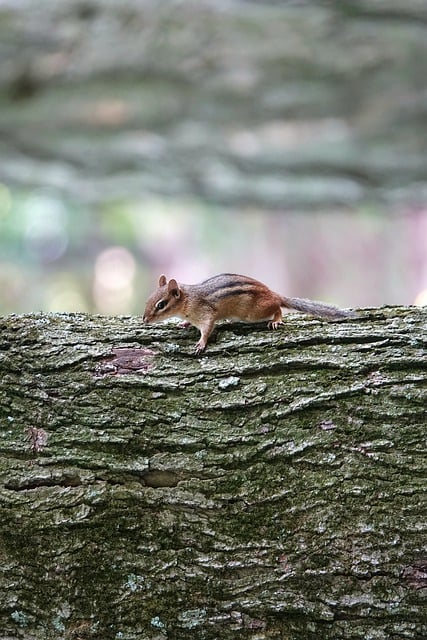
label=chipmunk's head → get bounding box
[143,275,182,324]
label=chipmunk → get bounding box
[143,273,356,354]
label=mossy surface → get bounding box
[0,308,426,639]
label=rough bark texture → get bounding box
[0,308,426,639]
[1,0,426,208]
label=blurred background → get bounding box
[1,0,427,316]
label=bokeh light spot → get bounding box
[24,192,68,262]
[414,288,427,306]
[94,246,136,314]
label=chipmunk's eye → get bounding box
[156,300,167,311]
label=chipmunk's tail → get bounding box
[281,296,357,320]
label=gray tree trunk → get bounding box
[0,308,426,639]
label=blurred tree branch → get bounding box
[0,0,426,208]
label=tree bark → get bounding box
[0,308,426,640]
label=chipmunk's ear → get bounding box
[168,278,181,299]
[158,274,167,287]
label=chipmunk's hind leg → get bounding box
[267,307,283,330]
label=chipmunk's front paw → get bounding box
[194,340,206,354]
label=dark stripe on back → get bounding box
[200,274,254,296]
[215,289,254,300]
[210,287,257,301]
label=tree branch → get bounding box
[0,308,426,639]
